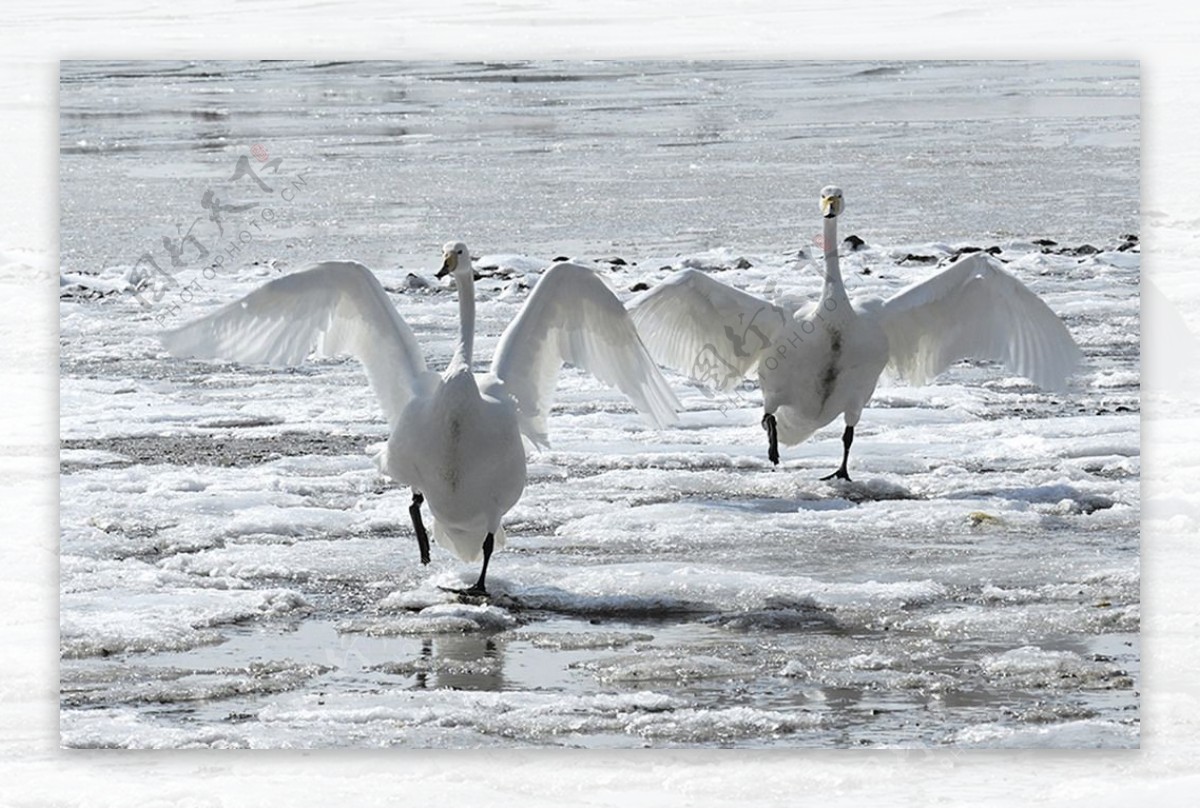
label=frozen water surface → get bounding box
[59,60,1138,748]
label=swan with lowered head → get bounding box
[163,243,680,596]
[629,185,1081,480]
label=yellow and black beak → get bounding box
[821,195,842,219]
[436,252,456,279]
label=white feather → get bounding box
[628,268,790,392]
[875,252,1082,391]
[161,261,428,430]
[492,262,680,447]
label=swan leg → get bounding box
[409,490,431,565]
[437,532,495,600]
[821,425,854,482]
[459,533,494,598]
[762,412,780,466]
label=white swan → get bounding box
[163,243,680,596]
[629,186,1082,480]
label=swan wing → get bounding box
[489,262,680,446]
[161,261,427,428]
[627,268,790,391]
[876,253,1081,391]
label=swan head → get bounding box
[820,185,844,219]
[436,241,472,280]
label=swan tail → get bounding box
[433,521,508,563]
[772,406,821,447]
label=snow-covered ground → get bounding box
[58,245,1141,749]
[58,60,1138,749]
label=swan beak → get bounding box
[821,196,839,219]
[436,253,456,278]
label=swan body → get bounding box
[385,366,524,564]
[163,243,679,594]
[630,186,1081,479]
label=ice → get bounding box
[342,603,520,636]
[580,651,757,684]
[948,720,1138,749]
[979,646,1134,690]
[57,60,1138,749]
[61,580,310,658]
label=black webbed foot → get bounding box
[438,584,490,603]
[820,425,855,481]
[437,532,495,603]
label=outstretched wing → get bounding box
[161,261,428,429]
[876,253,1081,391]
[628,268,790,391]
[489,262,680,446]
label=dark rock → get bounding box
[985,246,1003,255]
[1041,243,1101,257]
[900,254,937,264]
[600,257,628,266]
[1033,238,1058,247]
[734,257,752,270]
[629,282,650,292]
[59,284,119,301]
[552,255,570,262]
[842,234,866,251]
[475,265,517,280]
[386,273,432,292]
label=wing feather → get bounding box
[627,268,790,391]
[489,263,680,446]
[161,261,427,428]
[876,253,1081,391]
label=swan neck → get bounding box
[452,272,476,369]
[822,216,848,303]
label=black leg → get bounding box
[820,424,854,482]
[467,532,495,597]
[437,533,495,601]
[762,412,780,466]
[409,490,431,565]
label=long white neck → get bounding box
[451,271,476,370]
[822,215,850,307]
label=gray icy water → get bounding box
[59,60,1139,749]
[60,60,1138,267]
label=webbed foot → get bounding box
[438,583,490,603]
